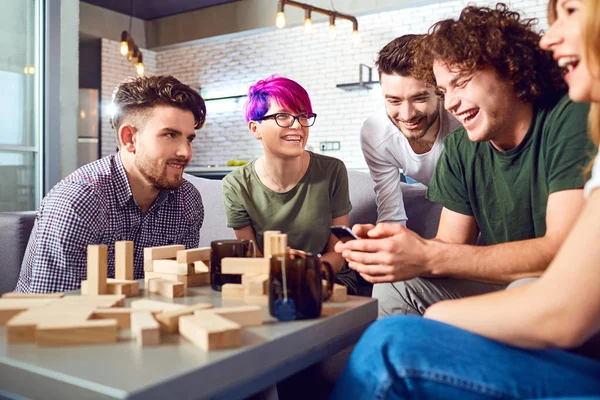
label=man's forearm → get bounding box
[426,236,557,284]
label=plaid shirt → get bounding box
[15,154,204,293]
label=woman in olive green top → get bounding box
[222,76,356,292]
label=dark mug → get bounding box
[268,252,334,321]
[210,239,256,291]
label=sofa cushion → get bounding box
[0,211,36,294]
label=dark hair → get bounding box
[376,34,425,80]
[414,3,566,103]
[111,75,206,146]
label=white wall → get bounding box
[101,0,549,168]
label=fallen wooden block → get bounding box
[221,284,245,300]
[0,298,60,325]
[154,303,214,333]
[92,308,138,329]
[221,258,270,275]
[130,299,187,313]
[196,305,263,327]
[152,260,194,275]
[331,283,348,302]
[87,244,108,295]
[6,307,96,343]
[81,279,139,297]
[244,295,269,306]
[194,260,209,274]
[131,311,160,347]
[179,313,241,351]
[115,241,134,281]
[54,294,126,308]
[144,244,185,259]
[35,319,118,347]
[177,247,211,264]
[243,274,269,297]
[147,278,185,298]
[145,271,209,288]
[1,292,64,299]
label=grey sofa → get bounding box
[0,170,441,294]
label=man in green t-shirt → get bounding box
[335,4,594,315]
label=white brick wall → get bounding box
[101,0,549,168]
[100,39,157,156]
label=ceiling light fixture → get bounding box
[119,0,144,76]
[276,0,358,39]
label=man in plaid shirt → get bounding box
[15,75,206,293]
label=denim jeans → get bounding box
[330,316,600,399]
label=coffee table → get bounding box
[0,284,377,400]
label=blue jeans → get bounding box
[330,316,600,399]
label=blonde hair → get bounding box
[585,0,600,150]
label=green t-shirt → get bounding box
[222,152,352,255]
[427,94,593,245]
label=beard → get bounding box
[387,107,440,141]
[135,153,186,191]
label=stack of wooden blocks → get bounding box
[143,245,211,297]
[81,242,140,297]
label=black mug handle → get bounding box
[320,260,334,302]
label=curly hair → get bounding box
[111,75,206,147]
[414,3,566,103]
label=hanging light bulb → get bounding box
[135,52,144,76]
[120,31,129,56]
[276,1,285,29]
[276,12,286,28]
[352,21,360,45]
[304,9,312,34]
[329,15,336,39]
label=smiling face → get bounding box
[433,61,525,145]
[249,99,308,159]
[132,105,196,190]
[540,0,600,103]
[380,73,440,141]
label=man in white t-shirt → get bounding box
[361,34,461,224]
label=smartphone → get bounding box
[330,225,359,242]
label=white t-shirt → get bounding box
[584,148,600,198]
[360,107,461,223]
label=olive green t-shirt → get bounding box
[427,94,593,245]
[222,152,352,255]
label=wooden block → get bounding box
[144,271,209,288]
[130,299,187,313]
[54,294,126,308]
[263,230,281,258]
[194,260,209,273]
[81,279,139,298]
[177,247,211,264]
[221,284,245,300]
[152,260,194,275]
[244,295,269,306]
[92,308,138,329]
[1,292,64,299]
[131,311,160,346]
[35,319,118,347]
[241,273,260,284]
[147,278,185,298]
[331,283,348,302]
[144,258,154,272]
[115,241,134,280]
[154,303,214,333]
[179,313,241,351]
[221,258,270,275]
[0,298,59,325]
[144,245,185,260]
[6,307,95,343]
[274,234,287,255]
[243,274,269,296]
[87,244,108,295]
[196,305,263,327]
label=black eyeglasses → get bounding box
[255,112,317,128]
